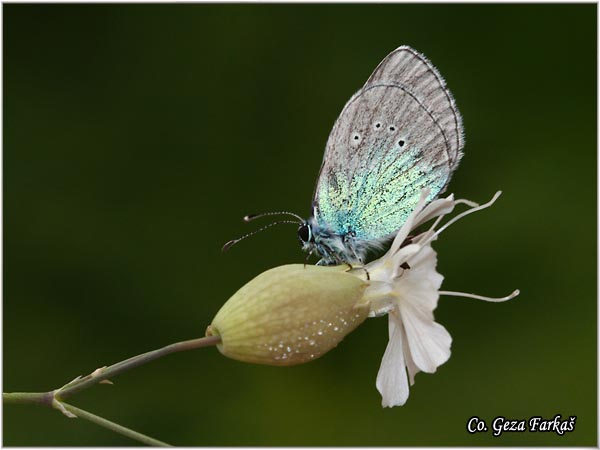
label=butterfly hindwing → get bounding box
[313,46,464,243]
[366,45,464,169]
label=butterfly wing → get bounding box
[313,46,464,242]
[366,45,464,169]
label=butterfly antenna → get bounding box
[222,220,300,252]
[244,211,304,223]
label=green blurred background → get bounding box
[4,4,596,446]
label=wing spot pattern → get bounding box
[314,66,458,244]
[351,132,362,145]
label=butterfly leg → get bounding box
[362,266,371,280]
[314,243,338,266]
[304,249,314,268]
[342,262,371,281]
[354,265,371,281]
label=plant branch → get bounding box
[59,401,171,447]
[57,335,221,399]
[4,335,221,446]
[3,392,53,407]
[3,392,170,446]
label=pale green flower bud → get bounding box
[207,264,369,366]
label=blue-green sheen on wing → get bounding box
[308,45,464,264]
[313,83,452,242]
[316,145,447,240]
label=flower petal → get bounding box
[376,312,410,407]
[402,329,420,386]
[365,243,426,316]
[412,195,455,229]
[397,245,444,313]
[390,243,423,278]
[399,299,452,374]
[388,189,430,256]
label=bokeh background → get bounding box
[4,4,596,446]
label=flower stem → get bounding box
[3,392,170,446]
[57,335,221,399]
[59,401,171,447]
[4,335,221,446]
[3,392,53,407]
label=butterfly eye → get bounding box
[297,224,312,244]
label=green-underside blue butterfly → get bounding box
[225,46,464,266]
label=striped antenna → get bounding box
[243,211,304,223]
[222,220,300,252]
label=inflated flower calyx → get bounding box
[207,264,369,366]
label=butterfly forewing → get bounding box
[313,46,463,244]
[365,46,464,168]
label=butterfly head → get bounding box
[297,217,356,265]
[297,222,314,247]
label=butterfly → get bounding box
[224,46,464,266]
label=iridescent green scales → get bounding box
[316,145,448,240]
[225,46,464,264]
[304,46,464,265]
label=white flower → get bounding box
[361,189,519,408]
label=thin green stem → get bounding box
[4,334,221,446]
[3,392,53,407]
[3,392,170,446]
[58,335,221,399]
[60,401,171,447]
